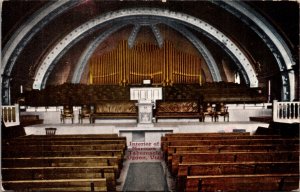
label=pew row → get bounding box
[2,134,127,191]
[185,174,299,192]
[177,162,299,191]
[3,144,126,152]
[162,138,299,152]
[2,178,107,192]
[2,149,124,159]
[2,166,117,191]
[2,156,120,168]
[171,151,299,175]
[12,135,126,141]
[161,132,299,192]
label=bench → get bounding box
[155,100,202,122]
[162,138,299,152]
[164,132,250,137]
[161,132,251,145]
[19,133,120,138]
[177,162,299,191]
[185,174,299,192]
[162,135,283,151]
[2,178,107,192]
[162,132,299,191]
[2,166,117,191]
[2,156,120,168]
[2,149,124,159]
[7,139,127,146]
[167,144,299,165]
[171,151,299,175]
[91,101,137,123]
[2,134,127,192]
[20,115,43,126]
[3,143,126,152]
[162,135,281,142]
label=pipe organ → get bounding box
[89,40,202,86]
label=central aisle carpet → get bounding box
[123,162,169,192]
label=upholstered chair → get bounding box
[60,105,74,124]
[79,105,92,124]
[202,103,215,122]
[215,102,229,122]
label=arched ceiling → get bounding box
[1,1,299,104]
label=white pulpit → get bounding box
[137,100,154,125]
[130,87,162,127]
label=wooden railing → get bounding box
[273,100,300,124]
[2,104,20,127]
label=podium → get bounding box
[137,100,154,125]
[130,87,162,127]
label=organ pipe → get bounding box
[88,40,202,86]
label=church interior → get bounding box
[1,1,299,191]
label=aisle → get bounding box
[122,162,168,192]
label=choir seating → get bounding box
[2,134,127,191]
[23,83,267,107]
[60,105,74,124]
[161,132,299,192]
[91,101,137,123]
[155,100,202,122]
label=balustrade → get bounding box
[273,100,300,123]
[2,104,20,127]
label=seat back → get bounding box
[215,103,227,113]
[63,105,73,115]
[81,105,91,115]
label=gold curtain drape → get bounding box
[89,40,202,86]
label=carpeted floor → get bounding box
[122,162,169,192]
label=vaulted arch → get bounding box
[1,2,296,104]
[33,8,257,90]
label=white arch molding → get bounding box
[214,1,295,101]
[33,8,257,89]
[1,3,295,101]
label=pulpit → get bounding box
[130,87,162,127]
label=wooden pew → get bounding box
[162,138,299,152]
[168,144,299,154]
[2,156,120,168]
[2,166,117,191]
[167,144,299,164]
[3,144,126,152]
[161,134,283,150]
[185,174,299,192]
[2,149,124,159]
[171,151,299,175]
[7,139,127,145]
[22,134,119,138]
[177,162,299,191]
[12,135,126,141]
[2,134,127,191]
[162,135,282,142]
[162,132,299,192]
[163,132,250,137]
[2,178,107,192]
[20,115,44,126]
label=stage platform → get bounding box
[24,121,269,146]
